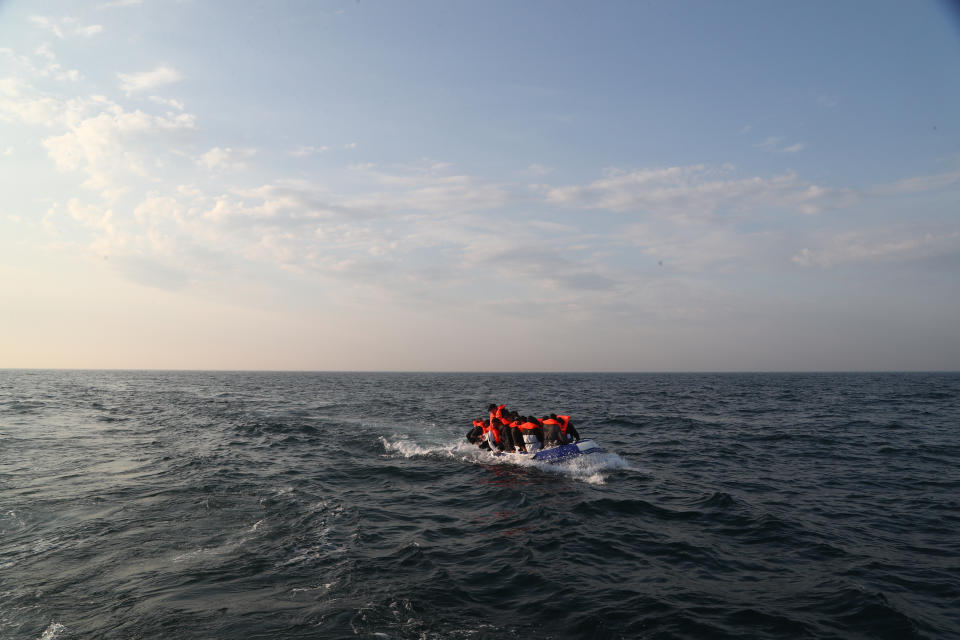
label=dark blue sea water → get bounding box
[1,370,958,639]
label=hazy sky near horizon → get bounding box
[1,0,959,371]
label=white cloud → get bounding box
[118,66,182,94]
[10,42,84,82]
[870,167,960,195]
[624,223,776,274]
[149,95,185,110]
[3,146,13,156]
[291,144,329,157]
[68,197,112,228]
[0,85,64,125]
[134,195,183,224]
[738,125,752,135]
[37,96,196,191]
[76,25,104,37]
[542,164,855,218]
[29,15,103,39]
[344,142,357,149]
[782,142,806,153]
[340,162,512,214]
[793,230,960,268]
[35,44,56,60]
[29,16,65,38]
[199,147,257,171]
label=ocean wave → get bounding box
[2,370,958,639]
[37,622,66,640]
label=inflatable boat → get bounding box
[494,439,603,463]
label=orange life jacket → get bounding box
[557,415,571,433]
[518,421,539,431]
[482,421,501,443]
[543,418,561,427]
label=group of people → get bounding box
[466,403,582,454]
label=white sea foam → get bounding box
[379,435,633,484]
[37,622,65,640]
[3,510,26,530]
[291,581,335,594]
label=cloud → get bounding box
[482,246,620,293]
[818,95,839,108]
[67,197,114,232]
[870,167,960,195]
[0,79,67,125]
[793,230,960,268]
[782,142,806,153]
[290,144,329,157]
[76,25,104,37]
[29,16,65,38]
[149,96,185,110]
[198,147,257,172]
[29,15,103,39]
[542,164,855,218]
[1,42,84,82]
[38,96,196,191]
[214,182,353,223]
[342,163,512,214]
[624,223,777,274]
[118,66,182,94]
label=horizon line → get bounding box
[2,367,958,375]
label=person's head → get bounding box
[487,403,496,412]
[550,413,557,420]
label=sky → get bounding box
[1,0,959,372]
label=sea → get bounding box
[1,370,958,640]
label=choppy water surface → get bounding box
[1,370,958,639]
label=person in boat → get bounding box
[467,418,485,445]
[541,414,565,448]
[517,415,544,452]
[486,404,518,452]
[493,413,515,451]
[481,418,504,452]
[557,414,580,443]
[508,412,526,452]
[487,403,507,426]
[469,406,582,452]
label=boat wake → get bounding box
[379,435,633,485]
